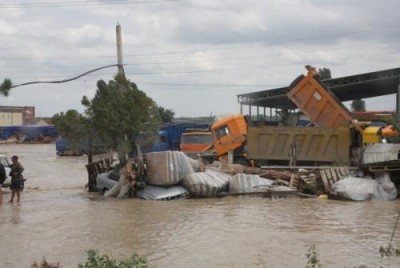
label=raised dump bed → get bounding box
[288,68,353,128]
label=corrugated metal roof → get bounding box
[362,143,400,164]
[237,67,400,110]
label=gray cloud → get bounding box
[1,0,400,117]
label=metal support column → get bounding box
[397,78,400,117]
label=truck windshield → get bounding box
[181,134,213,145]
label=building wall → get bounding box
[0,106,35,126]
[0,112,23,126]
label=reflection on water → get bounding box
[10,205,22,224]
[0,144,400,268]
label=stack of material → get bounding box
[229,173,274,193]
[145,151,201,186]
[183,168,231,198]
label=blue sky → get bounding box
[1,0,400,117]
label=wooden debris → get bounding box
[206,162,356,196]
[320,167,350,192]
[217,190,317,198]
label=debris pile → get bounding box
[98,150,398,201]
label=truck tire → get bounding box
[234,157,251,166]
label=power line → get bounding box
[6,48,399,83]
[1,25,400,61]
[5,64,119,89]
[0,0,179,9]
[1,37,400,71]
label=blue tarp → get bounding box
[0,125,58,140]
[55,122,210,155]
[0,126,19,140]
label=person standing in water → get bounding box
[9,155,24,203]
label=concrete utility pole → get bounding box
[116,23,124,75]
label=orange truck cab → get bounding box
[180,129,213,159]
[207,114,249,165]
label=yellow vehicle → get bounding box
[363,124,397,144]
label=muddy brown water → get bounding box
[1,144,400,268]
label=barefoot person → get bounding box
[0,162,5,205]
[9,155,24,203]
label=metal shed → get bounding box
[237,67,400,119]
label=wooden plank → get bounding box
[289,173,300,188]
[330,167,339,183]
[326,169,334,188]
[343,168,348,178]
[320,169,330,191]
[338,167,345,178]
[216,190,305,198]
[368,165,400,172]
[340,166,349,177]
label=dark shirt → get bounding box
[10,161,24,181]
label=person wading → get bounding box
[9,155,24,203]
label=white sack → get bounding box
[331,172,397,201]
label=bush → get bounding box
[305,244,322,268]
[78,249,148,268]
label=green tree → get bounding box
[351,99,366,112]
[158,106,175,123]
[81,73,161,165]
[52,110,103,165]
[52,110,88,154]
[318,67,332,80]
[0,79,12,96]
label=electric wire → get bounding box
[0,0,179,9]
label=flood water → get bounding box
[1,144,400,268]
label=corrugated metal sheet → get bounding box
[183,169,230,198]
[145,151,200,186]
[229,173,273,193]
[362,143,400,164]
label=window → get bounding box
[215,125,230,140]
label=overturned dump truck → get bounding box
[205,114,354,166]
[203,66,386,166]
